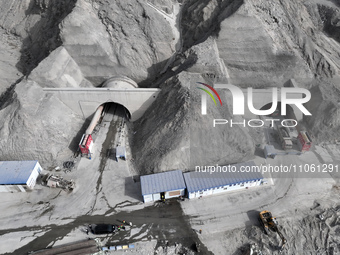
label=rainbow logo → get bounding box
[197,82,223,106]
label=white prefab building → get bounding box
[0,161,43,192]
[183,161,263,199]
[141,170,186,203]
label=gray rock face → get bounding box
[305,81,340,142]
[0,27,22,95]
[29,46,91,88]
[60,0,176,85]
[0,0,77,74]
[243,0,340,80]
[131,0,340,171]
[181,0,340,86]
[181,0,244,50]
[216,14,303,87]
[0,80,84,164]
[187,37,228,78]
[132,74,191,173]
[132,72,254,173]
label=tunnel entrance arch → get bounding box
[98,101,131,121]
[97,101,130,161]
[98,76,135,121]
[79,100,131,159]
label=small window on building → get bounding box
[240,183,244,187]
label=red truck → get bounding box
[79,134,93,157]
[297,131,312,152]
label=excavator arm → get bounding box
[259,211,287,252]
[274,226,287,251]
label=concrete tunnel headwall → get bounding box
[102,75,138,89]
[42,77,160,121]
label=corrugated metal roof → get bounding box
[183,161,263,193]
[141,170,186,195]
[0,161,38,185]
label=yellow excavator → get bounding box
[259,210,287,252]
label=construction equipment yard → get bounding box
[0,99,339,254]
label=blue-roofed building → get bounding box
[183,161,263,199]
[0,161,43,192]
[140,170,186,203]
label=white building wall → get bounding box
[26,162,43,189]
[188,179,262,199]
[153,193,161,201]
[143,189,185,203]
[165,189,185,199]
[0,185,26,193]
[143,194,153,203]
[212,186,228,195]
[18,185,26,192]
[188,192,195,199]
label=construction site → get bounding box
[0,0,340,254]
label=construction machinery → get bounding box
[44,174,75,192]
[89,224,117,234]
[259,210,287,252]
[276,124,293,150]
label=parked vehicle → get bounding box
[297,131,312,152]
[44,174,75,192]
[90,224,117,234]
[259,210,287,252]
[276,124,293,150]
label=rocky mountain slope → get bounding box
[0,0,339,169]
[131,72,254,173]
[132,0,340,171]
[60,0,177,85]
